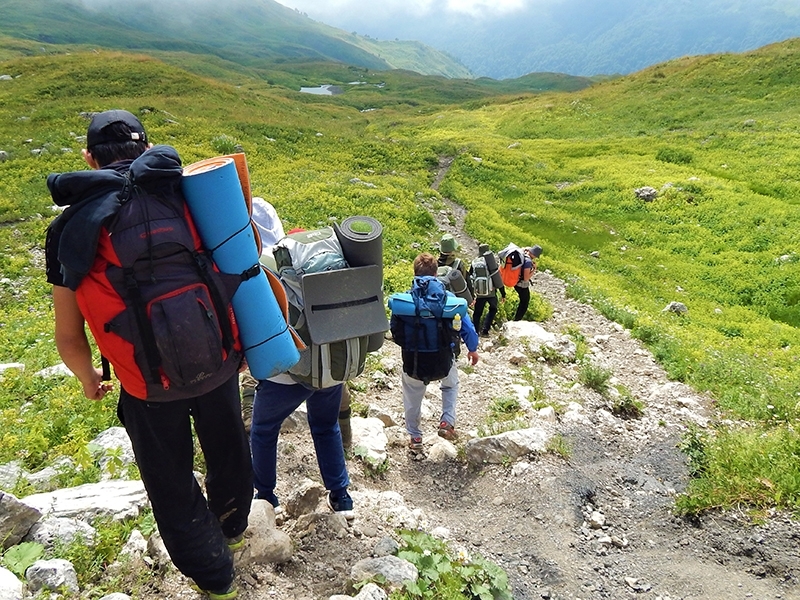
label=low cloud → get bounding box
[276,0,536,20]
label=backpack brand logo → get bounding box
[189,371,214,384]
[139,226,175,239]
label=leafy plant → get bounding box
[546,434,572,459]
[2,542,44,577]
[677,424,710,479]
[562,323,588,362]
[353,445,389,478]
[610,385,644,419]
[391,529,512,600]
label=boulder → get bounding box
[0,491,41,549]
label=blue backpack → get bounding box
[389,276,463,384]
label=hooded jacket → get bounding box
[47,145,183,290]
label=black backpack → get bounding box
[53,147,243,401]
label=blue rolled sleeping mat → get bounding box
[388,293,468,319]
[182,156,302,379]
[334,216,387,352]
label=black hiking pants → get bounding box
[117,373,252,591]
[513,285,530,321]
[473,294,499,334]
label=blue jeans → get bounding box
[251,380,349,498]
[401,365,459,438]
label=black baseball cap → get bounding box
[86,110,147,147]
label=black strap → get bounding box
[240,263,261,282]
[193,252,236,354]
[310,295,379,312]
[101,356,111,382]
[124,267,163,385]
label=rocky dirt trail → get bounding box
[143,161,799,600]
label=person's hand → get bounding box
[81,368,114,400]
[467,351,479,365]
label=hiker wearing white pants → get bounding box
[401,364,460,441]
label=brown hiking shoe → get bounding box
[437,421,457,441]
[408,436,423,453]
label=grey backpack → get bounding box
[471,256,494,297]
[272,227,379,388]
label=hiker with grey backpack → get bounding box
[389,252,479,453]
[469,243,507,336]
[250,221,388,520]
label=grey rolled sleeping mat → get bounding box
[446,266,473,305]
[334,216,387,352]
[478,243,504,290]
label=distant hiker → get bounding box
[499,243,542,321]
[437,233,474,302]
[45,110,251,600]
[389,252,479,452]
[469,245,507,336]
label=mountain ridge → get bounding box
[0,0,472,78]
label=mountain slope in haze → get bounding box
[0,0,472,78]
[306,0,800,78]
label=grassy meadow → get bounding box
[1,38,799,520]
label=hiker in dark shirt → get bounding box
[512,245,542,321]
[45,110,251,600]
[437,233,474,301]
[470,253,507,336]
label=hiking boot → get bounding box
[327,489,355,521]
[408,436,423,453]
[192,582,238,599]
[226,533,245,551]
[255,491,283,515]
[437,421,457,441]
[479,330,490,337]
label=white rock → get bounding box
[34,363,73,378]
[351,417,389,465]
[26,558,79,594]
[22,480,147,521]
[427,440,457,462]
[0,566,23,600]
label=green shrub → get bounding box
[610,385,644,419]
[578,360,612,395]
[655,147,694,164]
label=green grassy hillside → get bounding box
[0,39,798,518]
[376,40,800,513]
